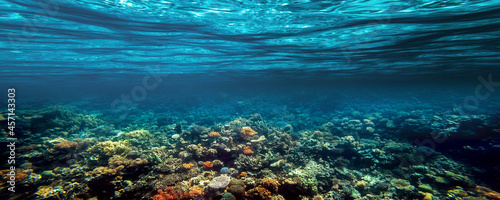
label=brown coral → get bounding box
[247,186,272,200]
[54,139,78,150]
[241,127,258,140]
[130,158,148,167]
[212,159,223,167]
[208,131,221,138]
[259,177,280,192]
[227,184,246,198]
[207,148,218,157]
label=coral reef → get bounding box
[5,104,500,200]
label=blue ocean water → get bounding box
[1,0,500,199]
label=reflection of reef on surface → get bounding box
[2,105,500,200]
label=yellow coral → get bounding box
[183,163,194,170]
[390,179,414,191]
[418,191,433,200]
[88,141,131,156]
[35,186,66,199]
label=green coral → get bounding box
[32,106,103,136]
[115,129,155,146]
[390,179,415,191]
[87,141,131,164]
[286,161,321,194]
[221,193,236,200]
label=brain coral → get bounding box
[208,174,231,189]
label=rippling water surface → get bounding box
[2,0,500,83]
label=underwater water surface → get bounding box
[1,0,500,199]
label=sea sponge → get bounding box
[241,127,258,140]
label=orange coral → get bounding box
[188,187,204,198]
[208,131,221,138]
[476,186,500,199]
[183,163,194,170]
[152,187,182,200]
[243,146,254,155]
[203,161,213,170]
[238,172,247,179]
[241,127,258,140]
[312,196,323,200]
